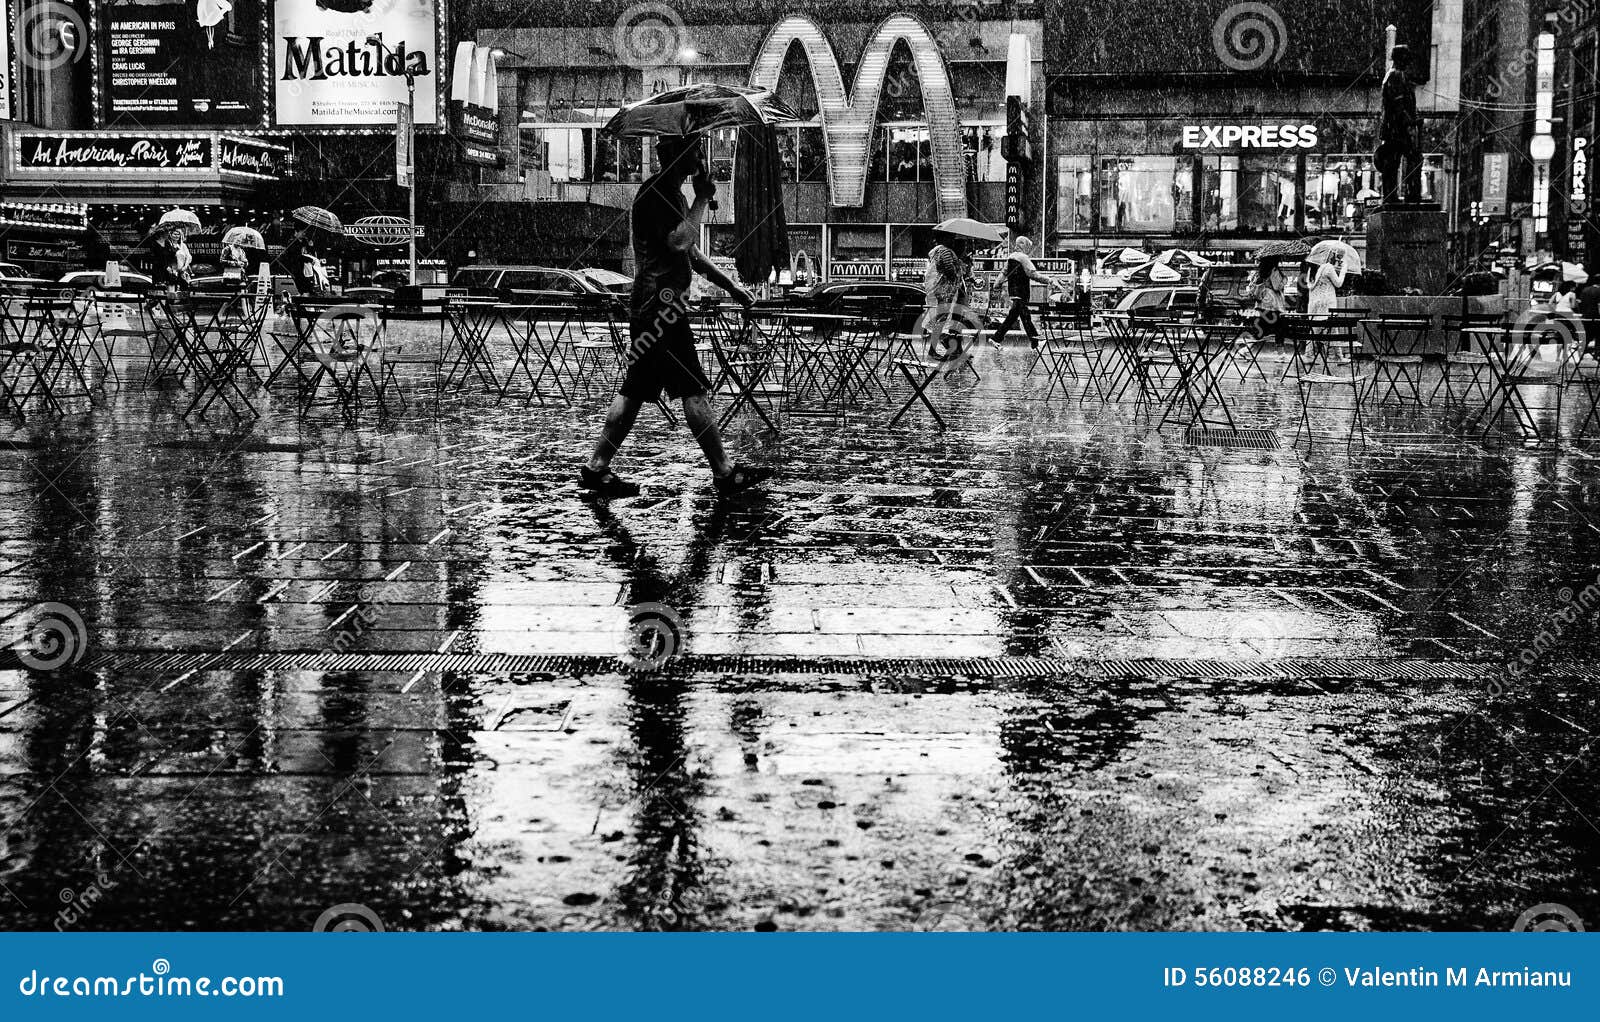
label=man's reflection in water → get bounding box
[583,497,740,930]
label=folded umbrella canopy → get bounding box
[1122,261,1184,285]
[1155,248,1213,268]
[933,217,1006,244]
[732,123,790,285]
[602,84,799,138]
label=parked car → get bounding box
[1197,264,1256,318]
[1114,285,1201,315]
[576,268,632,298]
[0,262,29,278]
[789,279,927,330]
[59,268,153,293]
[449,264,618,305]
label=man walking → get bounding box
[989,236,1057,346]
[579,134,773,498]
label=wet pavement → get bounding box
[0,335,1597,931]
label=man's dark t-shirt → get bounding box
[631,174,693,316]
[1580,281,1600,322]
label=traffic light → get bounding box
[1003,95,1031,164]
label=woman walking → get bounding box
[1306,252,1347,317]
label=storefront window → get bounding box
[797,126,826,182]
[619,137,644,183]
[1239,155,1297,233]
[1055,156,1092,234]
[787,226,823,285]
[1197,155,1240,231]
[887,126,931,181]
[830,225,886,276]
[1421,154,1445,204]
[963,125,1005,183]
[709,128,737,183]
[538,127,604,182]
[1099,156,1184,233]
[1305,155,1375,233]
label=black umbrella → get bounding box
[602,84,798,138]
[732,123,789,286]
[1256,236,1321,261]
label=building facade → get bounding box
[475,1,1044,279]
[1045,0,1459,264]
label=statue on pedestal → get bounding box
[1376,44,1424,206]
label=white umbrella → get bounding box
[1307,239,1363,273]
[221,226,265,249]
[934,217,1005,244]
[1155,248,1214,268]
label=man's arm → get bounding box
[689,248,753,307]
[668,175,716,253]
[1017,252,1053,285]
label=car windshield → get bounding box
[451,268,501,288]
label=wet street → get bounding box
[0,340,1597,932]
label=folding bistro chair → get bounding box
[1430,313,1502,407]
[1361,314,1432,405]
[713,309,787,433]
[183,294,270,419]
[1293,338,1374,448]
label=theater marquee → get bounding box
[272,0,444,129]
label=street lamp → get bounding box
[368,32,417,285]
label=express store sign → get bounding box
[1180,123,1320,150]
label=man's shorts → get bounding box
[618,302,711,402]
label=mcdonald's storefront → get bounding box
[482,7,1044,281]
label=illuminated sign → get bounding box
[15,132,213,171]
[750,15,965,219]
[95,0,265,126]
[218,136,283,178]
[1180,124,1320,149]
[1481,152,1508,216]
[272,0,441,128]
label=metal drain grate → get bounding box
[1183,426,1280,450]
[0,649,1532,683]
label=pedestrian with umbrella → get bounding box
[276,206,341,296]
[221,225,268,279]
[578,130,771,498]
[924,217,1004,357]
[143,208,201,291]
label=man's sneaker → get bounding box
[579,467,641,497]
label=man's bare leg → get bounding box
[680,393,735,478]
[587,393,645,474]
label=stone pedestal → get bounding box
[1365,206,1449,293]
